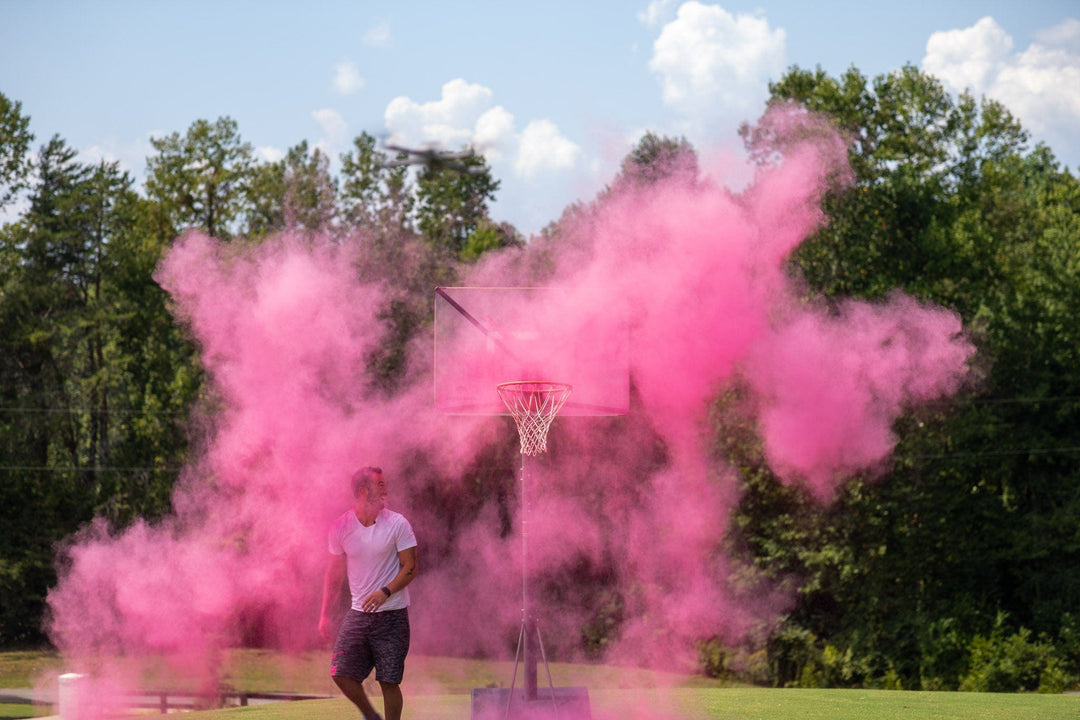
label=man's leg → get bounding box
[334,675,383,720]
[370,609,409,720]
[379,681,403,720]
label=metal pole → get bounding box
[521,452,538,701]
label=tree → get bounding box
[0,93,33,212]
[145,117,254,239]
[3,138,96,480]
[541,131,701,247]
[459,219,524,262]
[0,137,200,643]
[740,64,1028,308]
[413,151,500,256]
[733,63,1080,689]
[281,141,337,232]
[613,131,699,190]
[245,156,286,239]
[0,137,115,643]
[339,132,412,234]
[247,141,338,238]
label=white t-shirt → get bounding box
[328,507,418,612]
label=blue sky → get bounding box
[2,0,1078,235]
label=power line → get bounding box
[968,396,1080,406]
[5,444,1080,475]
[2,394,1079,416]
[0,465,182,472]
[908,446,1080,460]
[0,407,187,416]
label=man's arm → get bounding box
[389,546,418,594]
[360,546,418,612]
[319,552,347,639]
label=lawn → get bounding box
[0,648,726,696]
[0,706,50,719]
[152,687,1080,720]
[2,650,1077,719]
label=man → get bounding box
[319,466,418,720]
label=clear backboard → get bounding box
[434,287,629,416]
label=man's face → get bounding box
[365,473,388,509]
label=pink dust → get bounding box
[45,105,974,707]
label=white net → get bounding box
[497,381,573,456]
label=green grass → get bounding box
[0,705,50,719]
[161,687,1080,720]
[0,649,724,696]
[0,651,63,689]
[3,651,1078,719]
[678,687,1080,719]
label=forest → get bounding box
[2,63,1080,692]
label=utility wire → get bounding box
[967,396,1080,405]
[2,394,1078,414]
[0,407,188,416]
[5,444,1080,475]
[907,446,1080,460]
[0,465,182,472]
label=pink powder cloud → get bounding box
[46,105,973,703]
[745,293,973,498]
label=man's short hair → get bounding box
[350,466,383,497]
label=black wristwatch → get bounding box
[381,586,392,597]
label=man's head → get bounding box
[350,466,387,507]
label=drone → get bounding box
[379,144,485,175]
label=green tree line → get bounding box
[0,98,517,646]
[725,64,1080,691]
[2,61,1080,693]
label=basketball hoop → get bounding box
[497,381,572,456]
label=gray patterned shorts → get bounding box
[331,608,410,684]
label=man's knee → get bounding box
[334,674,364,693]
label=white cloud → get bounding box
[383,78,583,182]
[638,0,678,28]
[649,2,786,122]
[79,133,157,179]
[256,146,285,163]
[923,17,1080,162]
[333,60,366,95]
[923,18,1013,95]
[385,78,496,148]
[516,120,581,178]
[363,20,392,48]
[1033,17,1080,50]
[474,106,516,162]
[311,108,348,158]
[82,143,122,167]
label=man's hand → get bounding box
[319,553,347,640]
[318,613,334,640]
[360,589,388,613]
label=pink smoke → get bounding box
[745,293,972,498]
[46,105,973,699]
[47,231,469,690]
